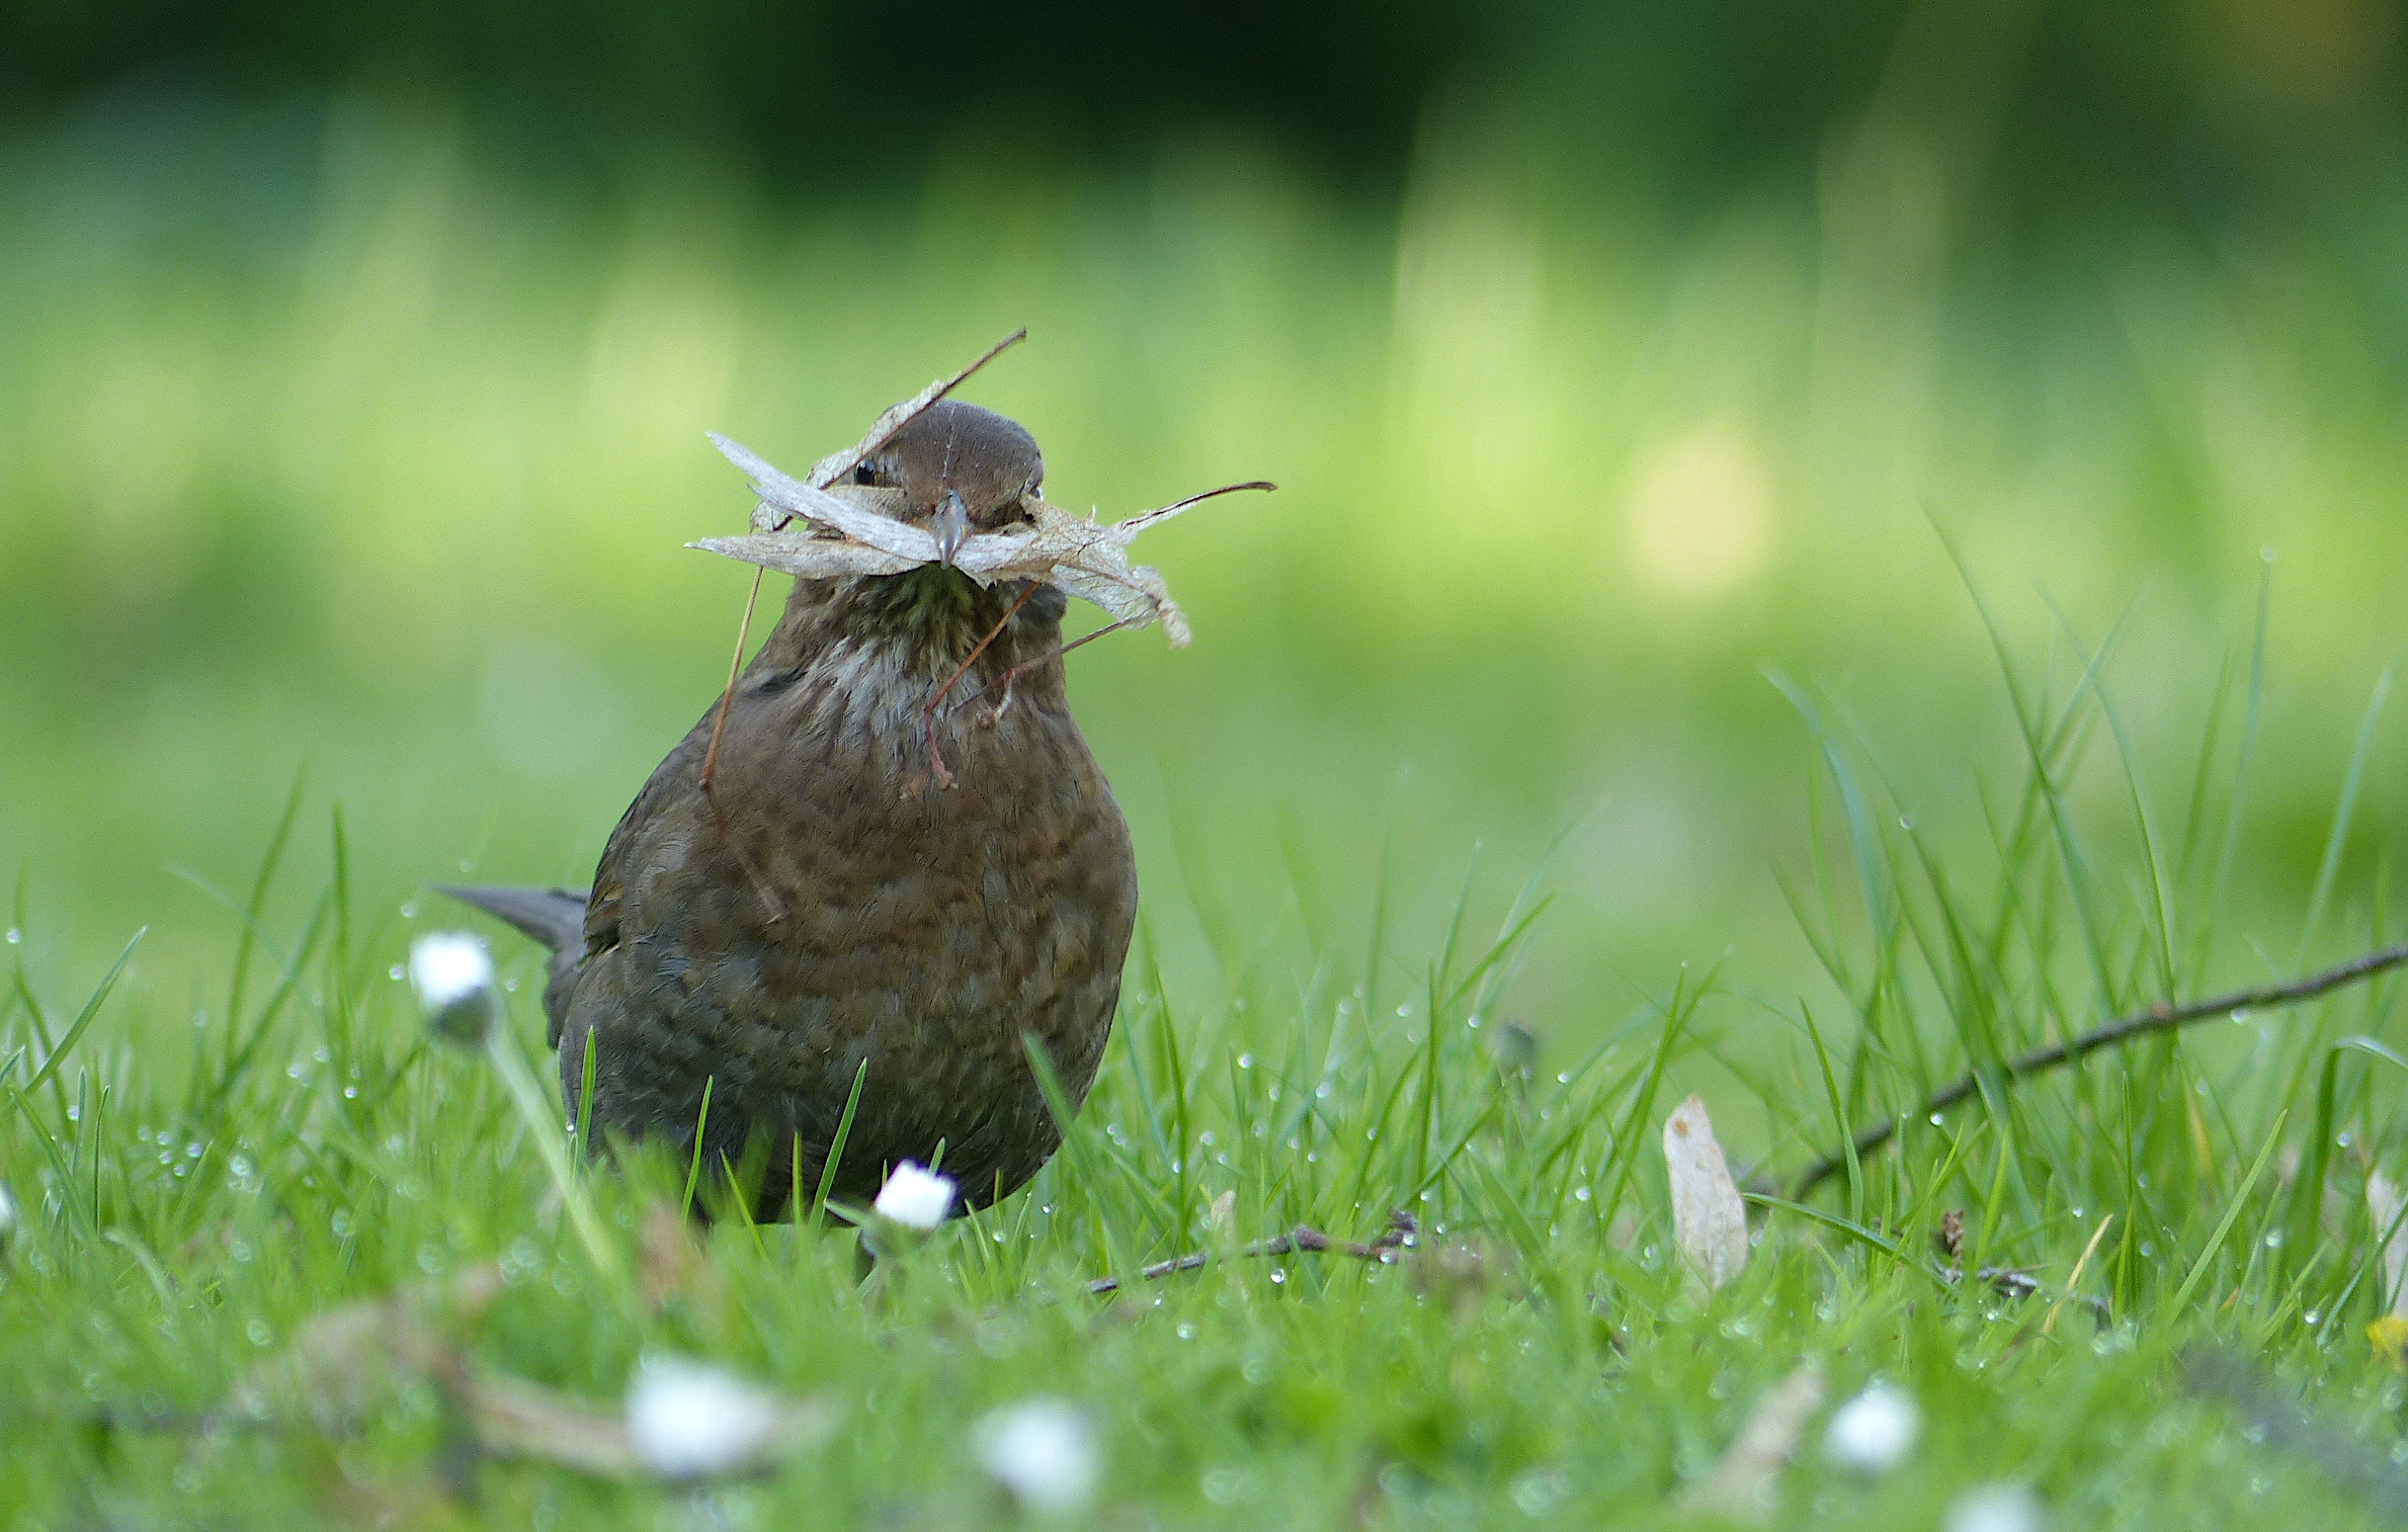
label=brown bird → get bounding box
[446,398,1137,1218]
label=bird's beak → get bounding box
[932,490,970,567]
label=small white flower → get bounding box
[975,1399,1099,1515]
[872,1160,955,1231]
[624,1355,786,1480]
[409,932,497,1046]
[1946,1483,2044,1532]
[1823,1380,1920,1475]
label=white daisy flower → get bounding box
[872,1160,955,1231]
[975,1399,1099,1515]
[1823,1380,1920,1475]
[624,1355,787,1481]
[1946,1483,2044,1532]
[408,932,497,1046]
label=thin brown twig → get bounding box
[1086,1210,1417,1296]
[921,480,1277,737]
[922,582,1039,790]
[1945,1262,2114,1323]
[699,565,785,922]
[1788,941,2408,1200]
[954,617,1138,723]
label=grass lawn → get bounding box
[11,598,2408,1531]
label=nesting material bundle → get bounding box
[691,343,1268,646]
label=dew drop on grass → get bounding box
[1237,1054,1253,1069]
[1270,1269,1286,1285]
[2,928,16,943]
[1177,1322,1196,1340]
[388,966,404,981]
[245,1319,273,1347]
[400,900,418,918]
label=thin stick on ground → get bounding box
[1788,941,2408,1200]
[1086,1211,1417,1296]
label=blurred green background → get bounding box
[3,0,2405,1066]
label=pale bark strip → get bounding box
[1674,1364,1826,1522]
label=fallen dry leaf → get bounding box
[226,1263,504,1429]
[1665,1094,1750,1294]
[227,1261,829,1483]
[1674,1363,1826,1522]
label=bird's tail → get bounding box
[434,884,589,955]
[435,884,591,1048]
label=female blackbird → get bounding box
[448,400,1137,1217]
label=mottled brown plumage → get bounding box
[448,399,1136,1216]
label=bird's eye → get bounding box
[853,462,878,486]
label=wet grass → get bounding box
[10,602,2408,1529]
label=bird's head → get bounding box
[848,399,1043,566]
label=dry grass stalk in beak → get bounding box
[698,438,1271,648]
